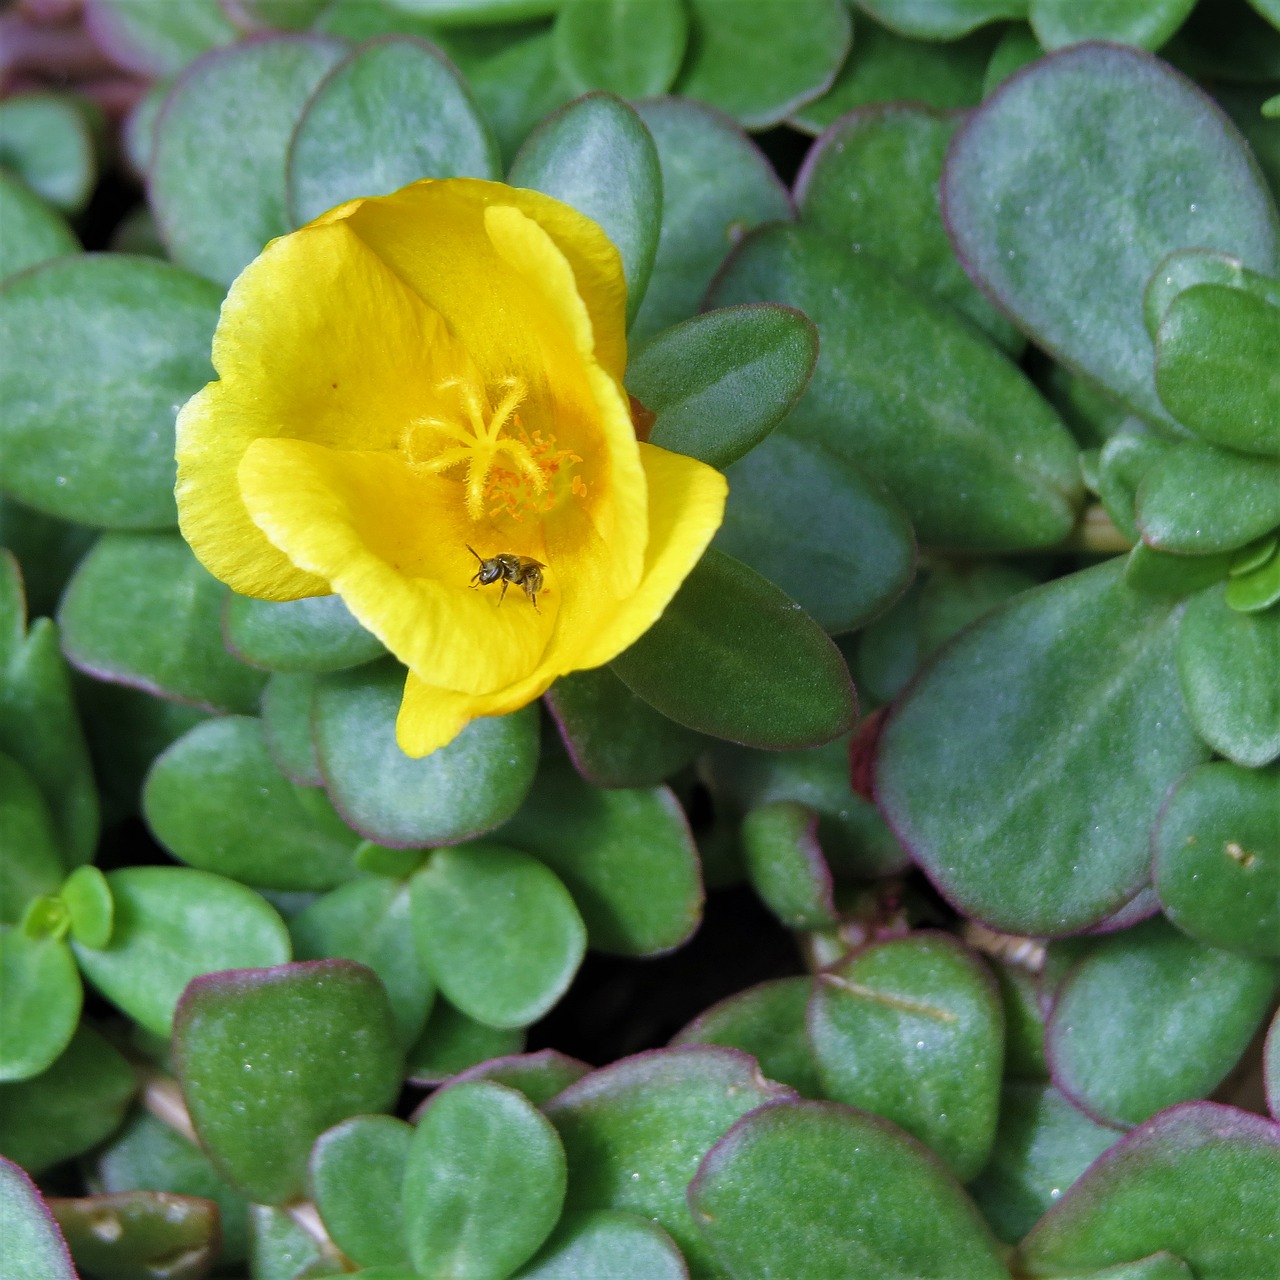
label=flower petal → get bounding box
[343,178,626,381]
[397,666,558,758]
[238,437,555,695]
[176,219,466,599]
[573,442,729,670]
[484,202,648,594]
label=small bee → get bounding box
[466,546,545,609]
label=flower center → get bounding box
[408,377,585,522]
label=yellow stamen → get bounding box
[410,377,551,519]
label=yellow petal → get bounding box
[396,666,558,758]
[238,437,555,696]
[484,202,648,594]
[573,442,729,670]
[343,178,626,383]
[176,219,467,599]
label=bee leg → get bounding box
[498,579,509,605]
[523,580,539,612]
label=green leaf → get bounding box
[1016,1103,1280,1280]
[671,976,822,1097]
[553,0,687,98]
[1047,918,1279,1127]
[405,997,525,1084]
[1226,545,1280,611]
[712,222,1081,552]
[76,680,207,828]
[546,1047,792,1276]
[59,532,265,713]
[1066,1257,1196,1280]
[1143,247,1280,340]
[497,755,701,956]
[989,959,1048,1081]
[0,256,221,528]
[291,877,434,1048]
[0,1156,75,1280]
[1092,425,1175,543]
[544,666,702,788]
[0,928,80,1083]
[858,0,1027,40]
[982,23,1044,96]
[261,672,323,786]
[1269,1010,1279,1119]
[513,1210,687,1280]
[1177,582,1280,766]
[797,103,1021,352]
[73,866,291,1036]
[1123,543,1233,598]
[1155,283,1280,456]
[151,36,347,285]
[1136,440,1280,554]
[84,0,236,76]
[313,661,540,847]
[310,1115,412,1269]
[713,431,916,634]
[688,1099,1010,1279]
[0,172,77,283]
[247,1202,346,1280]
[877,560,1210,934]
[674,0,851,130]
[410,843,585,1028]
[453,26,573,168]
[612,549,857,750]
[287,35,499,227]
[508,92,660,328]
[792,17,995,135]
[943,44,1280,428]
[174,960,403,1204]
[61,866,112,950]
[968,1083,1121,1245]
[0,499,94,623]
[49,1191,219,1280]
[403,1080,566,1279]
[1154,760,1280,959]
[629,98,790,344]
[740,801,837,931]
[705,735,909,879]
[448,1049,589,1108]
[809,932,1004,1180]
[0,93,96,215]
[144,716,361,891]
[0,754,63,926]
[1029,0,1198,50]
[0,1026,135,1177]
[0,554,98,865]
[97,1110,250,1267]
[224,593,385,675]
[381,0,562,23]
[626,304,817,471]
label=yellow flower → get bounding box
[175,179,727,757]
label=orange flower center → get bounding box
[483,426,585,523]
[406,376,586,522]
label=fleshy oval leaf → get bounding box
[688,1099,1010,1279]
[876,559,1209,934]
[173,959,403,1205]
[943,43,1279,427]
[287,35,499,227]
